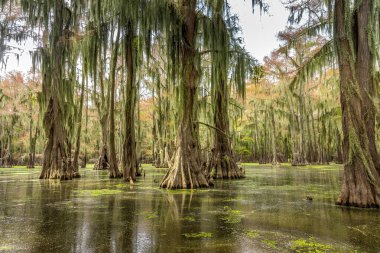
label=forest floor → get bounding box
[0,164,379,252]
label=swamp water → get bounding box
[0,164,379,253]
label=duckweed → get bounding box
[245,230,260,239]
[221,206,242,224]
[182,216,196,222]
[75,189,123,197]
[290,238,334,253]
[262,239,277,249]
[183,232,213,238]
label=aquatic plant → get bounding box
[183,232,213,238]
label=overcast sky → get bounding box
[229,0,289,61]
[0,0,289,76]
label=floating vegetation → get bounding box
[290,238,333,253]
[245,230,259,239]
[75,189,123,197]
[0,245,15,251]
[115,184,128,189]
[145,212,158,219]
[221,206,242,224]
[183,232,213,238]
[222,197,244,202]
[181,216,196,222]
[262,239,277,249]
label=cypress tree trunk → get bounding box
[72,77,85,178]
[254,111,259,162]
[335,0,380,207]
[108,26,122,179]
[81,80,89,169]
[136,86,142,175]
[208,78,244,179]
[94,116,109,170]
[121,22,138,183]
[310,106,319,163]
[40,0,72,180]
[154,78,167,168]
[292,88,308,166]
[356,0,380,173]
[336,128,343,164]
[27,98,36,168]
[94,49,110,171]
[270,106,279,165]
[160,0,209,189]
[263,110,268,163]
[28,127,38,168]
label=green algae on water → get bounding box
[146,212,158,219]
[183,232,213,238]
[181,216,196,222]
[0,245,15,251]
[221,206,242,224]
[75,189,123,197]
[245,230,260,239]
[290,238,334,253]
[262,239,277,249]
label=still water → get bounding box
[0,164,379,253]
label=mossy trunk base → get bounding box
[160,145,209,189]
[208,151,244,179]
[337,161,380,208]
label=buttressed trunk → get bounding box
[40,0,72,180]
[94,115,109,170]
[335,0,380,208]
[209,78,244,179]
[160,0,209,189]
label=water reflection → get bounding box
[0,165,379,252]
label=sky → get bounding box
[0,0,289,76]
[229,0,289,62]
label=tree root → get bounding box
[94,155,109,170]
[160,145,210,189]
[208,151,244,179]
[336,160,380,208]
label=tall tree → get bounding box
[286,0,380,207]
[39,0,79,179]
[160,0,210,189]
[206,0,246,179]
[334,0,380,207]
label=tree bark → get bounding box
[121,22,138,183]
[81,78,89,169]
[208,78,244,179]
[94,116,109,170]
[160,0,209,189]
[108,26,122,179]
[72,76,85,178]
[335,0,380,207]
[356,0,380,173]
[27,97,37,168]
[39,0,73,180]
